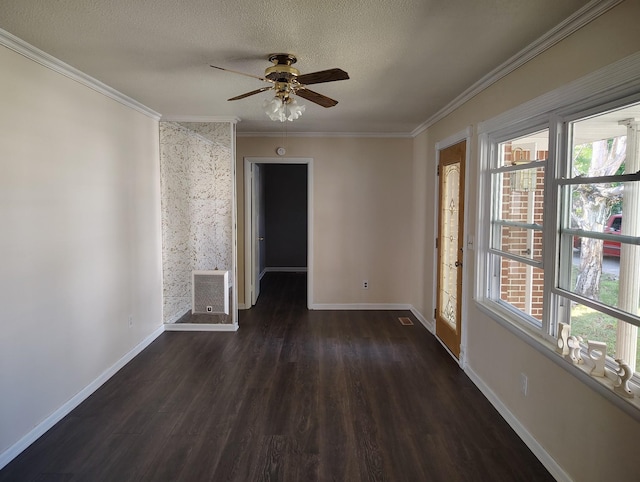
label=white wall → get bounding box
[236,136,414,308]
[0,44,163,457]
[412,2,640,480]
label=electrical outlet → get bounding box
[206,306,213,313]
[520,373,528,396]
[128,314,133,327]
[362,280,369,289]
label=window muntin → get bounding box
[495,226,544,262]
[498,135,549,167]
[562,245,640,315]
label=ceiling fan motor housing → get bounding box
[265,53,300,82]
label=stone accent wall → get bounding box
[159,121,233,323]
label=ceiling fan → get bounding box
[210,54,349,121]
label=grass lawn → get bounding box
[570,268,640,370]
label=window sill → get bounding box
[474,299,640,422]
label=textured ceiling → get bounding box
[0,0,592,134]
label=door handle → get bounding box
[258,237,265,241]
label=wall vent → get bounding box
[192,270,229,315]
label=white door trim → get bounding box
[244,157,314,309]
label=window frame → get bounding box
[479,121,558,342]
[553,99,640,331]
[477,86,640,418]
[486,126,550,334]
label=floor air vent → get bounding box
[192,270,229,315]
[398,317,414,326]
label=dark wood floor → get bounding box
[1,272,553,481]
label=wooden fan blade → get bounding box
[210,65,274,83]
[295,88,338,108]
[228,86,273,101]
[296,68,349,85]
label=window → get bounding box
[556,105,640,373]
[487,129,548,327]
[479,96,640,403]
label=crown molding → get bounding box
[0,28,161,120]
[237,131,412,138]
[410,0,624,138]
[478,51,640,134]
[162,115,241,124]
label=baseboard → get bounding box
[464,366,571,482]
[0,324,165,471]
[409,306,434,333]
[164,323,239,332]
[309,303,412,310]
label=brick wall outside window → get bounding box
[499,143,546,320]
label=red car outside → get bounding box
[574,214,622,257]
[602,214,622,257]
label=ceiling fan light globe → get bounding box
[262,94,305,122]
[287,102,305,121]
[266,110,283,121]
[262,97,281,115]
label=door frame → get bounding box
[244,157,313,309]
[434,127,472,367]
[250,162,263,306]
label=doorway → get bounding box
[244,157,313,309]
[435,140,467,359]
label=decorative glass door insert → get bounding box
[440,164,460,329]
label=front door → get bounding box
[435,140,466,358]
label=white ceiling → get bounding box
[0,0,593,134]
